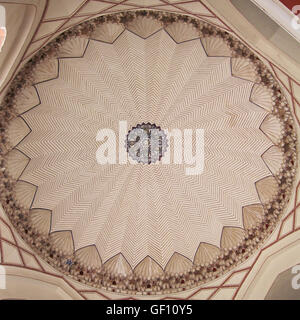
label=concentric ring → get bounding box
[0,10,297,295]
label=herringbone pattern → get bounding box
[16,29,274,268]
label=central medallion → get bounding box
[1,10,297,296]
[126,123,168,164]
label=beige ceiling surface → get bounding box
[0,0,299,300]
[266,263,300,300]
[0,0,230,96]
[13,27,274,269]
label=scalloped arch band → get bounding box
[0,10,297,295]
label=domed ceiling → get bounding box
[0,2,299,299]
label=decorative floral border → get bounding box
[0,10,297,295]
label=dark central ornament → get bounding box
[126,123,168,164]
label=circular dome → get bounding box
[0,11,297,295]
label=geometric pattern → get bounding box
[2,11,296,296]
[0,1,299,300]
[7,25,276,272]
